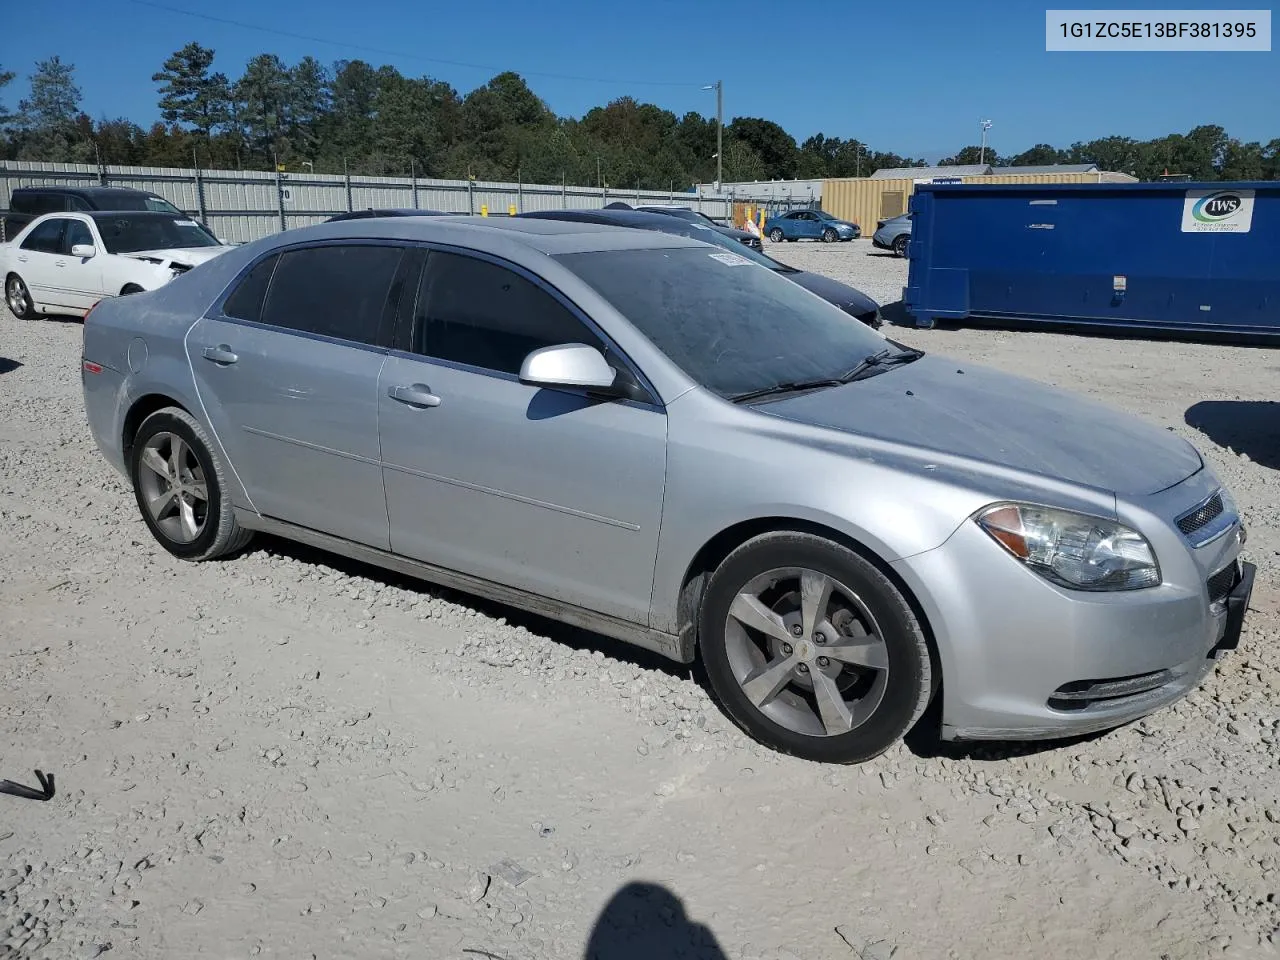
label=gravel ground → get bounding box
[2,239,1278,959]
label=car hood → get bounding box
[758,355,1202,497]
[786,270,878,314]
[715,225,757,241]
[120,247,232,267]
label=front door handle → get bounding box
[388,383,441,408]
[54,260,67,268]
[202,344,238,365]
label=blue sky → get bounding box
[3,0,1276,161]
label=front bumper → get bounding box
[891,489,1251,741]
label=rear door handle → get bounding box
[202,344,238,365]
[16,255,28,263]
[388,383,441,408]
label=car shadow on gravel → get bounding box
[250,536,691,679]
[0,357,21,375]
[1185,400,1280,470]
[583,881,727,960]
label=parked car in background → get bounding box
[325,208,448,222]
[3,211,230,319]
[519,207,881,327]
[610,202,763,251]
[765,209,860,243]
[0,185,197,242]
[82,214,1252,764]
[872,213,912,257]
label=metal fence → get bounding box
[0,161,778,244]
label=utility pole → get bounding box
[703,80,723,189]
[979,119,993,166]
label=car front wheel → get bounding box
[129,406,254,561]
[699,531,933,763]
[821,228,838,243]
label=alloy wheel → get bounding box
[6,278,29,316]
[723,567,889,737]
[136,431,209,543]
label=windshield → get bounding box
[557,246,888,398]
[144,195,185,215]
[93,215,221,253]
[815,210,838,221]
[679,223,792,271]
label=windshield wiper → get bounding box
[728,378,845,404]
[729,345,924,405]
[836,345,923,382]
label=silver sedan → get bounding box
[80,216,1254,763]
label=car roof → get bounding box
[16,185,155,198]
[327,208,448,220]
[268,214,704,256]
[519,208,708,231]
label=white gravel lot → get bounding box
[1,238,1278,960]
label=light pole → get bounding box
[703,80,722,189]
[301,160,313,175]
[979,119,993,165]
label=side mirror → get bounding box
[71,243,96,258]
[520,343,618,391]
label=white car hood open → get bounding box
[119,247,232,268]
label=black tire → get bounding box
[768,227,785,243]
[821,228,838,243]
[698,531,932,764]
[5,274,35,320]
[892,234,910,258]
[120,283,145,296]
[129,406,254,561]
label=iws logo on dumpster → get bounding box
[1182,188,1255,233]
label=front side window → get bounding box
[411,250,603,376]
[259,244,403,345]
[144,195,185,215]
[21,218,66,253]
[62,220,94,253]
[93,216,220,253]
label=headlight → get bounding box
[975,502,1160,591]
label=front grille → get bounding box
[1049,670,1175,711]
[1176,493,1223,536]
[1207,562,1239,604]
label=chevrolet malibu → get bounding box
[81,216,1254,763]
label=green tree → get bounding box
[726,117,797,179]
[939,145,994,166]
[153,43,231,139]
[1006,143,1065,167]
[16,56,83,161]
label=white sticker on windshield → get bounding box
[708,252,752,266]
[173,219,199,227]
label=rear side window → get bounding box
[259,244,403,345]
[21,218,66,253]
[223,254,280,323]
[411,251,602,375]
[13,192,66,215]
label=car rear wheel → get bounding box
[129,406,254,561]
[698,531,933,764]
[5,274,35,320]
[822,228,838,243]
[769,228,785,243]
[892,234,910,258]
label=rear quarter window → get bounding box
[222,254,280,323]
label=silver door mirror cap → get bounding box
[519,343,618,391]
[71,243,97,258]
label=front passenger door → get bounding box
[14,218,68,309]
[378,249,668,624]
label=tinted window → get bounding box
[62,220,94,253]
[93,215,220,253]
[412,251,602,375]
[67,196,93,212]
[21,218,66,253]
[223,254,280,323]
[14,193,66,215]
[260,244,403,345]
[144,195,184,215]
[557,246,887,398]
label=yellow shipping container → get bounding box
[821,171,1137,233]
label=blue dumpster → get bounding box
[903,181,1280,336]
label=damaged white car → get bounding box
[2,211,231,320]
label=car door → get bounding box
[794,211,821,239]
[187,241,411,549]
[13,218,70,309]
[56,216,105,311]
[378,247,668,625]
